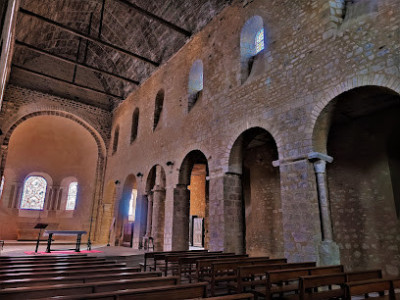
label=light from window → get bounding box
[255,29,264,54]
[66,182,78,210]
[128,189,137,222]
[0,176,4,201]
[21,176,47,210]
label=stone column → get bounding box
[172,184,190,250]
[308,152,340,265]
[145,192,153,237]
[223,172,244,254]
[151,185,166,251]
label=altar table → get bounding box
[44,230,87,253]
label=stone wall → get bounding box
[10,0,394,274]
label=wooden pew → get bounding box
[0,266,140,281]
[204,293,255,300]
[392,278,400,300]
[300,270,384,300]
[177,253,242,282]
[0,261,122,273]
[345,278,394,300]
[140,249,208,271]
[263,265,344,300]
[196,255,249,282]
[0,276,180,299]
[35,282,209,300]
[0,257,106,267]
[234,262,316,294]
[299,273,346,300]
[0,254,87,260]
[161,251,224,276]
[151,250,212,272]
[346,269,382,282]
[0,271,162,289]
[209,258,286,296]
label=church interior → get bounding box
[0,0,399,298]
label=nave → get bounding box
[0,249,399,299]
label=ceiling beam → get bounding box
[115,0,191,37]
[15,40,140,85]
[19,8,160,67]
[12,64,124,104]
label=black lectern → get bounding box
[34,223,48,253]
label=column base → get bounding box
[318,240,340,266]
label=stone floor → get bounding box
[1,240,144,256]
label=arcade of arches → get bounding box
[0,0,399,277]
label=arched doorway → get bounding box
[144,165,166,251]
[178,150,209,250]
[115,174,137,247]
[313,86,400,276]
[228,127,283,257]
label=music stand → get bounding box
[34,223,48,253]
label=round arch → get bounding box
[310,84,400,275]
[226,126,283,256]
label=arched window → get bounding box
[255,29,264,54]
[66,181,78,210]
[131,108,139,143]
[112,125,119,154]
[153,90,164,131]
[240,16,265,83]
[188,60,204,112]
[20,176,47,210]
[128,189,137,222]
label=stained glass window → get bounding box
[255,29,264,54]
[20,176,47,210]
[66,182,78,210]
[128,189,137,222]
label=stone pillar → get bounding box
[151,185,166,251]
[308,152,340,265]
[172,184,190,250]
[145,192,153,237]
[223,173,244,254]
[139,194,148,241]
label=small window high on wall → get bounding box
[240,16,265,83]
[153,90,164,131]
[20,176,47,210]
[128,189,137,222]
[66,181,78,210]
[131,108,139,143]
[112,125,119,154]
[188,60,203,112]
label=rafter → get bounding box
[15,40,140,85]
[19,8,160,67]
[115,0,191,37]
[12,64,124,106]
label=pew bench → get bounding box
[0,257,106,267]
[233,262,317,294]
[0,271,162,289]
[209,258,286,296]
[150,250,212,272]
[177,253,242,282]
[0,276,180,299]
[0,266,141,281]
[200,293,255,299]
[0,261,125,274]
[139,249,208,271]
[35,282,209,300]
[196,255,249,282]
[344,278,396,300]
